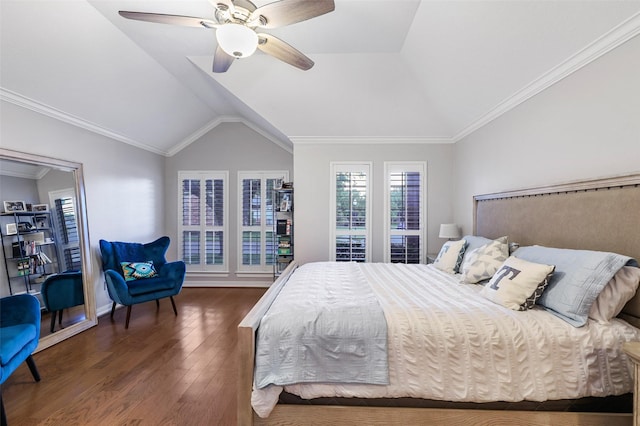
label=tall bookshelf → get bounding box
[273,186,293,277]
[1,211,59,296]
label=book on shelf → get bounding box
[37,251,52,264]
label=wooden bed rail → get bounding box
[237,261,299,426]
[255,406,630,426]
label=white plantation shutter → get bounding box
[330,163,371,262]
[179,171,228,272]
[238,171,287,273]
[54,196,81,270]
[385,162,426,264]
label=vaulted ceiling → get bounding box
[2,1,639,156]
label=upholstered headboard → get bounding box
[474,174,640,260]
[473,173,640,323]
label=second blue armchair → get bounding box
[99,237,185,329]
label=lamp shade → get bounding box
[216,23,258,58]
[439,223,461,239]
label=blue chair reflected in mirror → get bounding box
[41,271,85,333]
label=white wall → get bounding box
[0,175,39,205]
[294,142,455,264]
[36,168,75,204]
[1,101,166,312]
[453,34,640,234]
[164,121,293,284]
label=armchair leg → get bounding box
[1,391,6,426]
[58,310,63,326]
[26,355,40,382]
[1,357,40,425]
[155,299,160,310]
[110,302,117,319]
[125,305,132,329]
[50,310,57,333]
[170,296,178,316]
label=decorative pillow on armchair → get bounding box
[433,239,466,274]
[121,261,158,281]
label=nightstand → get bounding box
[426,254,438,264]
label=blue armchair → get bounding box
[41,271,85,333]
[1,294,41,426]
[99,236,185,329]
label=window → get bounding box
[330,162,371,262]
[384,162,426,263]
[179,171,228,272]
[238,171,288,274]
[49,189,80,271]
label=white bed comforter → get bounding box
[252,262,640,418]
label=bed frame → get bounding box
[238,173,640,426]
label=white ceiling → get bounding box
[0,159,51,180]
[2,1,639,156]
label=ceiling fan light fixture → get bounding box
[216,23,258,58]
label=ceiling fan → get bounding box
[119,0,335,73]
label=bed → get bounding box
[238,173,640,426]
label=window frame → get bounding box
[178,170,229,274]
[237,170,289,275]
[329,162,372,262]
[383,162,427,264]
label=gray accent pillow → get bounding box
[461,238,509,284]
[461,235,507,266]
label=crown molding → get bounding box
[453,10,640,142]
[167,116,293,156]
[1,88,292,157]
[290,136,454,145]
[0,167,51,180]
[0,88,166,156]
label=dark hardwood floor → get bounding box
[2,287,266,425]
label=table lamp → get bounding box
[439,223,461,241]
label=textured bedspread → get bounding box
[254,262,388,389]
[252,262,640,418]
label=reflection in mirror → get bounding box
[0,148,96,351]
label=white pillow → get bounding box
[460,237,508,284]
[481,256,555,310]
[589,266,640,323]
[433,239,466,274]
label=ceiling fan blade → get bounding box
[119,11,219,29]
[213,45,235,73]
[257,33,314,70]
[250,0,335,29]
